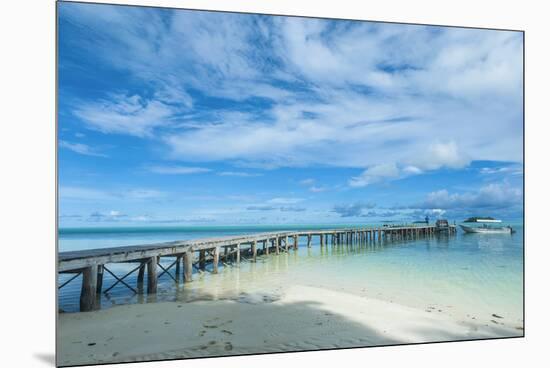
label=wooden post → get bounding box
[199,250,206,270]
[137,262,145,293]
[212,247,220,274]
[320,234,324,247]
[147,256,158,294]
[252,241,257,262]
[175,255,182,281]
[96,264,104,295]
[294,235,298,250]
[275,237,280,254]
[184,249,193,283]
[307,234,312,247]
[265,239,270,255]
[236,243,241,263]
[80,265,98,312]
[285,236,289,252]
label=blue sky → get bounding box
[57,2,524,227]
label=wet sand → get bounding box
[58,285,522,366]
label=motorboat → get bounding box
[459,218,514,234]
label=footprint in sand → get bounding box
[224,342,233,351]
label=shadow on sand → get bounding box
[57,288,522,367]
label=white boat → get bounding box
[459,219,514,234]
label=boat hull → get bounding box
[459,224,512,234]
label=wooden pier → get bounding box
[58,225,456,312]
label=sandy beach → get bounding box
[58,284,522,366]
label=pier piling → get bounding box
[184,250,193,283]
[213,247,220,274]
[59,224,454,311]
[80,265,97,312]
[147,256,158,294]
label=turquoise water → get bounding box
[58,224,524,327]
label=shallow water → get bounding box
[58,224,523,328]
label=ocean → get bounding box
[57,224,524,327]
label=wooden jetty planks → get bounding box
[59,225,455,311]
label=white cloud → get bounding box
[480,166,523,176]
[410,141,470,171]
[218,171,263,177]
[299,178,315,185]
[125,189,165,200]
[309,186,327,193]
[349,162,400,187]
[418,183,522,210]
[59,140,107,157]
[333,202,377,217]
[267,197,304,205]
[148,165,211,175]
[59,186,165,201]
[61,4,523,179]
[74,94,177,137]
[348,141,470,187]
[59,186,115,201]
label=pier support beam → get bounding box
[199,250,206,270]
[252,241,257,262]
[96,264,104,295]
[184,249,193,283]
[236,243,241,263]
[80,265,98,312]
[307,234,312,247]
[320,234,324,247]
[175,255,182,281]
[137,262,145,293]
[275,237,280,255]
[147,256,158,294]
[284,236,289,252]
[265,239,270,255]
[212,247,220,274]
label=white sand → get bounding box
[58,285,521,366]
